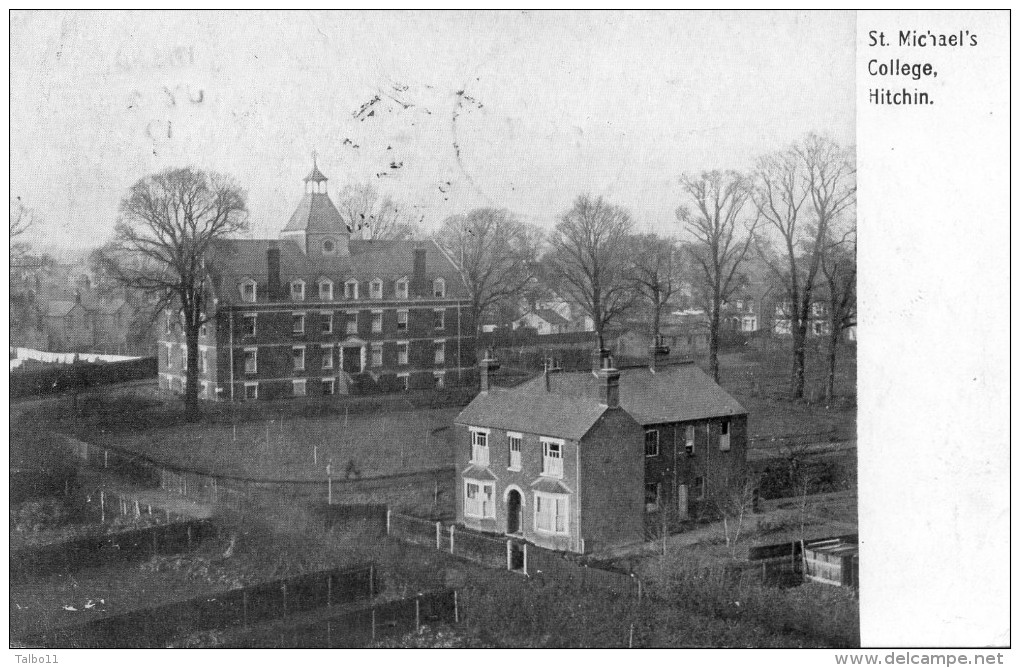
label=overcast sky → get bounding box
[10,10,855,257]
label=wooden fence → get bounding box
[10,519,215,576]
[387,511,642,598]
[18,563,376,648]
[229,589,458,648]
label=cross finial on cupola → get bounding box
[304,151,328,193]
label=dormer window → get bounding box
[433,278,446,298]
[240,280,257,303]
[290,280,306,302]
[318,279,333,301]
[370,278,383,300]
[395,277,409,299]
[345,279,359,300]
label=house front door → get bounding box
[506,489,522,534]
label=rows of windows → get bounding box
[643,423,732,457]
[240,341,447,374]
[469,429,564,478]
[237,308,447,338]
[239,372,444,400]
[462,481,569,536]
[240,277,447,303]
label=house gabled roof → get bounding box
[44,300,78,317]
[529,309,571,327]
[516,362,746,426]
[455,387,609,441]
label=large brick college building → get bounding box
[158,164,477,401]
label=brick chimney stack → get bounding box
[479,349,500,393]
[596,354,620,408]
[648,334,671,372]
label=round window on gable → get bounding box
[322,238,336,254]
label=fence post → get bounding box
[134,500,140,519]
[328,574,333,608]
[371,608,376,641]
[523,542,528,576]
[637,576,643,602]
[415,596,421,631]
[242,589,248,627]
[282,583,288,618]
[436,522,442,550]
[186,524,192,549]
[386,508,392,535]
[369,564,375,599]
[100,490,105,523]
[454,590,459,624]
[327,620,332,649]
[104,449,109,468]
[506,540,512,571]
[449,524,455,554]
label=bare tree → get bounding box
[626,233,684,342]
[10,197,34,268]
[433,208,541,336]
[820,230,857,402]
[335,182,418,240]
[677,171,757,381]
[97,168,248,415]
[548,194,637,353]
[752,134,856,399]
[715,473,759,559]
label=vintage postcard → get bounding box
[7,9,1009,661]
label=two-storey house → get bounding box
[455,347,748,554]
[157,162,477,400]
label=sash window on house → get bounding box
[535,493,568,533]
[508,433,522,471]
[541,439,563,477]
[719,420,731,451]
[464,481,494,518]
[470,429,489,466]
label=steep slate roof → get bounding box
[516,362,746,426]
[204,237,464,305]
[281,192,347,234]
[455,387,609,441]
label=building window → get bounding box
[370,278,383,299]
[371,343,383,367]
[813,321,823,335]
[685,425,695,456]
[200,381,209,399]
[244,348,257,374]
[321,312,333,334]
[433,278,445,298]
[433,309,445,330]
[645,429,659,457]
[645,482,661,512]
[321,345,333,369]
[199,319,208,337]
[397,341,409,366]
[433,340,445,365]
[346,311,358,335]
[293,346,305,371]
[322,378,335,396]
[464,481,495,519]
[397,373,409,391]
[396,277,409,299]
[508,432,522,471]
[241,280,257,303]
[534,493,568,534]
[371,311,383,333]
[242,314,256,337]
[541,439,563,478]
[319,280,333,301]
[244,382,258,400]
[345,279,359,300]
[747,299,755,313]
[720,420,731,452]
[291,280,305,302]
[322,238,336,255]
[293,313,305,334]
[693,476,705,500]
[293,379,306,397]
[433,371,445,388]
[470,429,489,466]
[199,349,207,374]
[165,343,173,369]
[396,309,408,332]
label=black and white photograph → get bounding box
[7,9,1009,657]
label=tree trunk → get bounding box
[791,324,807,399]
[184,326,200,418]
[708,303,721,382]
[826,326,841,401]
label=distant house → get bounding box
[42,295,95,352]
[532,293,594,333]
[454,348,748,554]
[512,308,571,335]
[721,296,759,333]
[773,301,831,337]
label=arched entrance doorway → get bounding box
[506,489,522,534]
